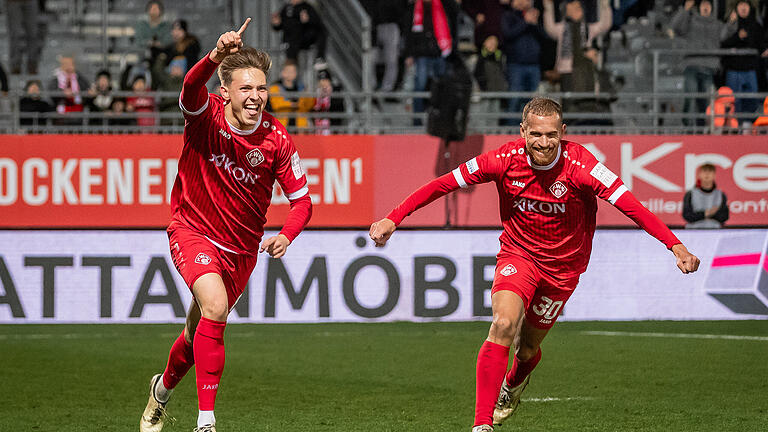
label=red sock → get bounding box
[474,340,510,427]
[505,347,541,387]
[162,330,195,390]
[194,317,227,411]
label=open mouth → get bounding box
[243,103,261,118]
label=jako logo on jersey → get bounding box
[500,264,517,276]
[209,153,259,185]
[195,253,212,265]
[246,148,265,167]
[201,384,218,390]
[550,181,568,198]
[218,128,231,139]
[512,197,566,214]
[511,180,526,188]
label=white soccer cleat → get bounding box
[472,425,494,432]
[140,374,172,432]
[193,425,216,432]
[492,375,530,425]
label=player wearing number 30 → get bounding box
[139,18,312,432]
[369,98,700,432]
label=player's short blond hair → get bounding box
[217,47,272,86]
[522,97,562,125]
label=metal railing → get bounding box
[2,89,767,135]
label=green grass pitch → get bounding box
[1,320,766,431]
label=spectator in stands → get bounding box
[126,76,156,128]
[48,54,89,124]
[568,44,616,124]
[668,0,724,126]
[462,0,509,50]
[362,0,409,92]
[720,0,763,117]
[19,79,53,126]
[706,86,739,132]
[88,70,114,113]
[311,68,345,135]
[501,0,545,114]
[107,98,134,126]
[6,0,41,75]
[543,0,612,102]
[271,0,328,69]
[753,95,768,132]
[268,60,315,130]
[474,35,507,125]
[134,1,172,61]
[403,0,460,124]
[152,54,184,116]
[683,163,729,228]
[163,19,200,74]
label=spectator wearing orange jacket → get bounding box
[752,96,768,132]
[706,86,738,133]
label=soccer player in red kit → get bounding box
[139,19,312,432]
[369,98,700,432]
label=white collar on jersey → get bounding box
[526,145,561,171]
[226,112,263,136]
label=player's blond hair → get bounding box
[217,47,272,86]
[522,97,562,125]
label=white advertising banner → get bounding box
[0,230,766,323]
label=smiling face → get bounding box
[220,67,269,130]
[520,113,565,166]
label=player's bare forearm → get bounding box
[369,218,396,247]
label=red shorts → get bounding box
[167,220,257,309]
[491,252,579,330]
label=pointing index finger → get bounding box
[237,17,252,35]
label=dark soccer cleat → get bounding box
[140,374,173,432]
[193,425,217,432]
[492,375,530,425]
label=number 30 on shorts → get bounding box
[531,296,564,320]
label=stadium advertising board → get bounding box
[0,135,766,227]
[1,230,766,323]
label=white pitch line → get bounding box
[523,397,595,402]
[581,331,768,342]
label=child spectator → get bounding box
[126,76,156,127]
[268,60,315,130]
[683,163,729,228]
[311,68,345,135]
[19,79,53,126]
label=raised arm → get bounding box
[180,18,251,114]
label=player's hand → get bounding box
[672,244,700,274]
[210,17,251,63]
[260,234,291,259]
[369,218,396,247]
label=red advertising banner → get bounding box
[0,135,766,227]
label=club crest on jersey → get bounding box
[246,148,265,167]
[549,181,568,198]
[500,264,517,276]
[195,253,212,265]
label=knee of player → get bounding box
[200,302,229,321]
[490,315,517,337]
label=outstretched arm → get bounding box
[613,191,700,274]
[370,172,461,247]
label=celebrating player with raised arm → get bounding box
[140,18,312,432]
[369,98,700,432]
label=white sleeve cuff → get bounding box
[179,95,209,116]
[607,185,628,205]
[286,185,309,200]
[452,168,468,189]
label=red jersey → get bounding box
[388,138,680,284]
[173,56,310,255]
